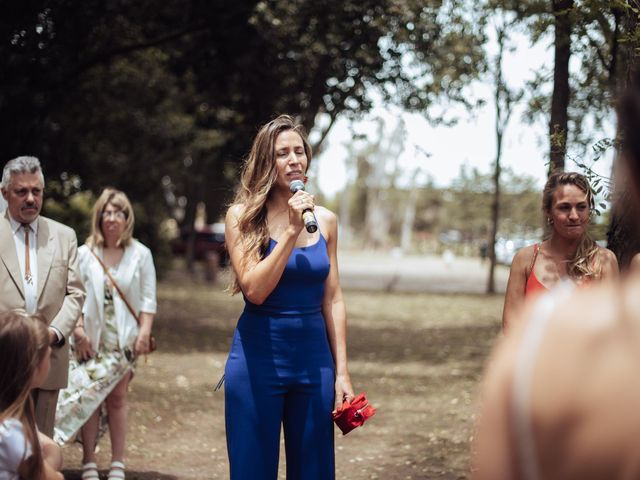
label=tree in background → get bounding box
[487,19,522,293]
[488,1,640,268]
[0,0,488,270]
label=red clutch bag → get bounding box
[332,392,376,435]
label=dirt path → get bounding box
[61,271,502,479]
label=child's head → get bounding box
[0,310,50,419]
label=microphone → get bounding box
[289,179,318,233]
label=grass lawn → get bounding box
[61,270,504,479]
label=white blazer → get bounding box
[78,240,157,352]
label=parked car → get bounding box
[494,237,537,266]
[172,222,228,266]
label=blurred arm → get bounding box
[599,248,619,280]
[472,335,519,480]
[501,248,530,331]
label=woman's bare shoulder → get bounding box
[227,203,245,218]
[313,206,337,242]
[597,245,617,262]
[596,246,619,278]
[511,244,538,270]
[314,206,336,222]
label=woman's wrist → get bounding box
[73,325,85,340]
[284,224,302,240]
[138,328,152,337]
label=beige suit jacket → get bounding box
[0,212,85,389]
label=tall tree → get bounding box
[487,22,521,294]
[607,1,640,269]
[548,0,574,172]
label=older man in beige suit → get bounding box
[0,156,85,437]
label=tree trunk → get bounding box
[487,135,502,294]
[400,171,420,253]
[487,28,509,293]
[338,181,353,248]
[606,5,640,270]
[607,191,640,270]
[183,157,206,273]
[364,186,388,249]
[487,27,509,294]
[548,0,574,174]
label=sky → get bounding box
[311,29,616,199]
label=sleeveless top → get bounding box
[525,243,598,296]
[0,418,31,480]
[525,244,547,295]
[243,234,330,316]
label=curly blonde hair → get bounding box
[229,115,312,294]
[542,171,601,279]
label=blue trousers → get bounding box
[224,311,335,480]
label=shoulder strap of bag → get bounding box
[90,248,141,326]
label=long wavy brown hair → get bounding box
[229,115,312,294]
[0,310,50,480]
[542,171,601,279]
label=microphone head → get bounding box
[289,179,305,194]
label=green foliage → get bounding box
[438,166,542,242]
[502,0,638,154]
[43,186,94,244]
[1,0,489,272]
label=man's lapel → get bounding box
[36,216,55,302]
[0,211,25,299]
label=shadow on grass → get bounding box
[348,323,501,364]
[63,470,178,480]
[152,322,234,355]
[152,307,500,367]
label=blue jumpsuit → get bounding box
[224,235,335,480]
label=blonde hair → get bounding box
[87,188,135,248]
[0,310,50,479]
[229,114,312,294]
[542,171,601,279]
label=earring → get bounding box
[547,217,554,225]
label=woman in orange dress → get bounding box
[473,78,640,480]
[501,171,618,330]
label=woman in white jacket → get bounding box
[54,188,156,480]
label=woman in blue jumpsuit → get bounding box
[223,115,355,480]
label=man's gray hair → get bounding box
[1,156,45,189]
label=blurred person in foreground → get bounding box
[0,156,85,437]
[501,171,618,330]
[223,114,354,479]
[473,77,640,480]
[0,310,64,480]
[54,188,157,480]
